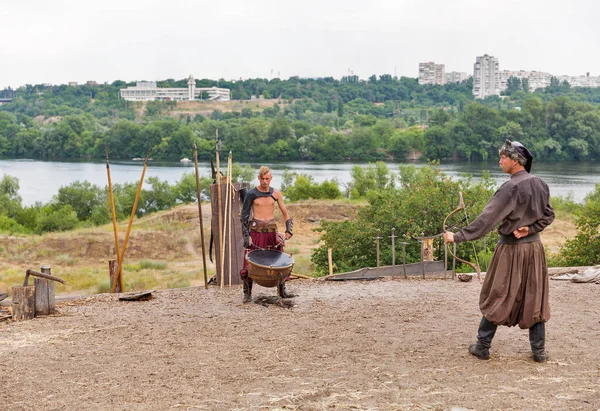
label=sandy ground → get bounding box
[1,277,598,410]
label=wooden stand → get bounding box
[11,286,35,321]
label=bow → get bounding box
[443,192,483,284]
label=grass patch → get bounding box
[292,254,314,276]
[56,254,78,266]
[0,267,27,295]
[139,259,167,270]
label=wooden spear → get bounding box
[227,151,233,287]
[110,147,152,293]
[215,130,224,288]
[105,147,122,291]
[220,151,232,286]
[193,143,208,289]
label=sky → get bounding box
[1,0,598,88]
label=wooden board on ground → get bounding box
[119,290,154,301]
[325,260,452,281]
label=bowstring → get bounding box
[462,201,482,273]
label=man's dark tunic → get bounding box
[453,170,555,329]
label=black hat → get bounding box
[500,139,533,173]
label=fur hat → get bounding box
[499,139,533,173]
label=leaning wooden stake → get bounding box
[220,152,232,287]
[111,147,152,293]
[227,152,233,287]
[215,131,224,288]
[193,144,208,289]
[105,147,122,290]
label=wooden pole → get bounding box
[108,259,122,293]
[193,144,208,289]
[215,130,224,288]
[106,148,122,289]
[111,147,152,293]
[220,152,232,287]
[328,248,333,276]
[227,152,233,287]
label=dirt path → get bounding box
[1,278,598,410]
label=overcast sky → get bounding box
[1,0,598,88]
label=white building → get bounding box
[558,73,600,88]
[472,54,500,99]
[120,75,231,101]
[498,70,553,92]
[418,62,445,85]
[445,71,469,83]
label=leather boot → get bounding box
[469,316,497,360]
[278,281,296,298]
[529,322,548,363]
[242,278,253,303]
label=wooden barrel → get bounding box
[246,250,294,287]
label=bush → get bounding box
[311,165,496,275]
[55,180,105,221]
[36,205,79,233]
[0,215,28,234]
[284,173,342,201]
[555,183,600,266]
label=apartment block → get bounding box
[418,62,445,85]
[472,54,500,99]
[445,71,469,83]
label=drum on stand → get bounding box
[246,249,294,288]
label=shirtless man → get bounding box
[239,166,294,303]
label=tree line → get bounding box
[1,76,600,162]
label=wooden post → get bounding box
[12,286,35,321]
[328,248,333,276]
[109,259,122,293]
[34,265,56,316]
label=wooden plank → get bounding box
[119,290,154,301]
[12,286,35,321]
[211,182,248,286]
[325,261,450,281]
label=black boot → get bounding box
[469,316,498,360]
[278,281,296,298]
[243,278,253,303]
[529,322,548,363]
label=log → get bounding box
[34,278,56,316]
[12,286,35,321]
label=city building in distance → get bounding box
[119,75,231,101]
[445,71,469,83]
[472,54,500,99]
[418,62,445,85]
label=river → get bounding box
[0,158,598,206]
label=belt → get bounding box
[250,221,278,233]
[498,232,540,244]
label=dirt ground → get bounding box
[1,202,596,410]
[1,277,599,410]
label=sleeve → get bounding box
[240,190,253,248]
[453,188,514,243]
[529,202,555,234]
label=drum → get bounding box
[246,249,294,287]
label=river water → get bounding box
[0,158,598,206]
